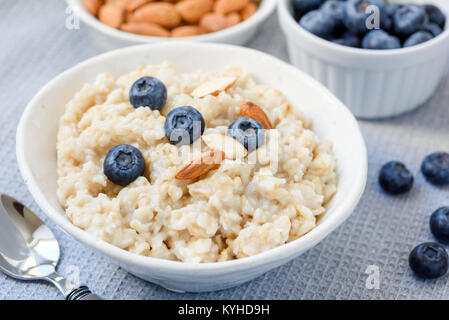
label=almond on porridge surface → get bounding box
[239,101,273,129]
[191,77,237,98]
[202,134,248,160]
[175,150,225,180]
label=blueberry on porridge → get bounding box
[56,62,337,263]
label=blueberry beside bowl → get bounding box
[294,0,446,49]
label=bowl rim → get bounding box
[66,0,277,43]
[278,0,449,57]
[16,42,367,273]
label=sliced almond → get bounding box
[202,134,248,160]
[240,101,273,129]
[175,150,225,180]
[191,77,237,98]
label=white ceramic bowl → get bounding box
[16,42,367,292]
[278,0,449,119]
[66,0,276,49]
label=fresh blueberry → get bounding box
[299,10,338,39]
[320,0,346,31]
[378,161,413,194]
[393,5,428,38]
[129,76,167,110]
[409,242,449,279]
[430,207,449,244]
[227,117,264,152]
[332,31,362,47]
[421,152,449,185]
[423,4,446,29]
[164,106,205,146]
[104,144,145,186]
[380,3,399,32]
[343,0,387,36]
[421,22,442,37]
[292,0,325,17]
[362,30,401,49]
[403,31,434,47]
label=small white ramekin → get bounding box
[16,42,367,292]
[66,0,276,49]
[278,0,449,119]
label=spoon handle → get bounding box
[66,286,102,300]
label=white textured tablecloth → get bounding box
[1,0,449,300]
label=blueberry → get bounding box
[299,10,338,39]
[378,161,413,194]
[421,22,442,37]
[292,0,325,17]
[320,0,346,31]
[409,242,448,279]
[430,207,449,244]
[380,3,399,32]
[421,152,449,185]
[403,31,434,47]
[332,31,362,47]
[423,4,446,29]
[164,106,205,146]
[227,117,264,152]
[393,5,428,38]
[362,30,401,49]
[343,0,387,36]
[104,144,145,186]
[129,76,167,110]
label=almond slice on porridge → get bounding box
[202,134,248,160]
[175,150,225,180]
[191,77,237,98]
[239,101,273,129]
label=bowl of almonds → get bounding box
[67,0,276,47]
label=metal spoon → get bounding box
[0,194,101,300]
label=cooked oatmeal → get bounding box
[56,62,337,263]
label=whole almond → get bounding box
[126,0,153,11]
[98,3,125,28]
[83,0,103,16]
[202,134,248,159]
[199,13,229,32]
[171,25,202,37]
[175,150,225,180]
[226,12,241,27]
[176,0,213,24]
[131,2,181,28]
[191,77,237,98]
[121,22,170,36]
[240,101,273,129]
[241,2,257,20]
[214,0,250,15]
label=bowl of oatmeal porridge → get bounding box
[17,42,367,292]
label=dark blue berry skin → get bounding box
[409,243,449,279]
[423,4,446,29]
[421,22,442,37]
[403,31,434,47]
[292,0,325,17]
[320,0,346,31]
[343,0,387,36]
[164,106,205,146]
[430,207,449,244]
[421,152,449,185]
[129,77,167,110]
[227,117,264,152]
[393,5,428,38]
[362,30,401,49]
[378,161,413,194]
[380,3,399,32]
[104,145,145,186]
[299,10,338,39]
[332,31,362,47]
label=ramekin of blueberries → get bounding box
[292,0,446,49]
[378,152,449,279]
[277,0,449,119]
